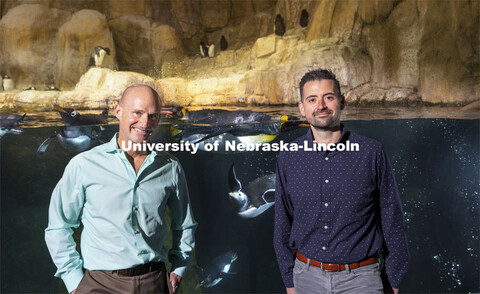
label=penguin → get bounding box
[274,14,286,36]
[228,164,275,218]
[200,42,209,57]
[300,9,309,27]
[3,75,14,91]
[220,35,228,51]
[164,108,303,149]
[164,107,284,124]
[0,75,3,91]
[54,105,108,126]
[196,251,238,288]
[208,44,215,57]
[0,113,26,137]
[23,86,36,91]
[46,85,61,91]
[88,46,111,67]
[37,125,104,154]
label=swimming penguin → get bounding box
[220,35,228,51]
[54,105,108,126]
[88,46,111,67]
[196,251,238,288]
[37,125,104,154]
[300,9,309,27]
[0,113,26,137]
[228,164,275,218]
[23,86,36,91]
[164,107,285,124]
[275,14,286,36]
[3,75,14,91]
[165,108,302,149]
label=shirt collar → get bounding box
[104,133,159,157]
[305,124,350,153]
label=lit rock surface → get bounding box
[0,0,478,108]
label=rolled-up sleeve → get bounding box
[168,161,197,277]
[45,157,85,293]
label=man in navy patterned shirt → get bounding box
[274,69,409,294]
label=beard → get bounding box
[308,108,341,130]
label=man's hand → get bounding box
[286,287,295,294]
[169,272,182,293]
[70,290,76,294]
[393,288,399,294]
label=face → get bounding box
[115,86,160,144]
[299,79,345,130]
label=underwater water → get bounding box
[0,117,479,293]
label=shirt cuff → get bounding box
[62,268,84,293]
[283,272,294,288]
[172,266,187,277]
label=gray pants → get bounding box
[293,258,384,294]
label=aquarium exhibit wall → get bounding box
[1,0,479,293]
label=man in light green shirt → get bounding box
[45,84,197,294]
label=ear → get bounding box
[298,101,306,117]
[340,96,345,110]
[114,104,122,120]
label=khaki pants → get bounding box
[76,265,170,294]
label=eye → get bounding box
[70,111,78,117]
[149,113,160,120]
[326,96,335,100]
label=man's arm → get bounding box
[377,147,409,290]
[273,155,296,289]
[44,158,85,293]
[167,161,198,283]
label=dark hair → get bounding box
[119,83,163,110]
[299,69,342,101]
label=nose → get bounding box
[138,113,149,126]
[316,97,326,110]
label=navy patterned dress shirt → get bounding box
[274,126,409,289]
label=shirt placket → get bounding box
[320,151,332,253]
[119,152,154,263]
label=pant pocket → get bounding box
[293,258,307,275]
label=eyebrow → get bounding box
[305,92,336,99]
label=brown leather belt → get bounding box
[111,261,164,276]
[296,252,377,271]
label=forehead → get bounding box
[303,79,335,95]
[121,86,158,109]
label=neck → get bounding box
[117,138,150,157]
[310,125,342,144]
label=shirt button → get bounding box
[324,203,329,207]
[322,246,326,250]
[134,229,140,234]
[324,225,328,229]
[325,179,329,183]
[325,157,329,161]
[139,250,147,254]
[133,206,138,212]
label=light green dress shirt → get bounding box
[45,134,197,293]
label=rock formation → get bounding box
[0,0,478,108]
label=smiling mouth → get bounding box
[132,127,152,134]
[315,111,331,117]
